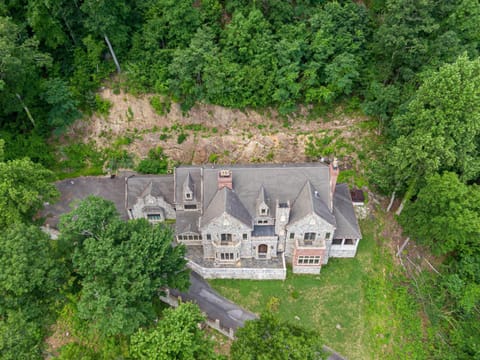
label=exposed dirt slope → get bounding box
[69,89,373,166]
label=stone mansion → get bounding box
[125,160,362,280]
[44,160,362,280]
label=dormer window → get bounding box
[183,172,194,201]
[261,207,267,215]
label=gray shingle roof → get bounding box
[333,184,362,239]
[176,211,201,234]
[289,181,336,226]
[126,175,174,209]
[200,162,331,218]
[175,167,202,205]
[201,187,252,228]
[183,172,194,194]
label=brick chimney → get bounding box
[218,169,233,190]
[329,158,339,207]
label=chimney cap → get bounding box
[219,169,231,177]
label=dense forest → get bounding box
[1,0,480,358]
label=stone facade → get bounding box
[131,194,175,221]
[188,258,287,280]
[127,162,362,280]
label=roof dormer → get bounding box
[256,186,269,216]
[183,172,194,201]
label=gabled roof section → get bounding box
[174,167,202,205]
[333,184,362,239]
[201,187,252,228]
[176,211,201,234]
[183,172,194,194]
[256,185,268,209]
[289,181,336,226]
[126,175,174,209]
[139,181,163,199]
[201,162,332,218]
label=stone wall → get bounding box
[292,265,321,274]
[187,258,286,280]
[329,244,358,258]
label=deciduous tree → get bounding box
[130,302,221,360]
[231,311,326,360]
[0,158,58,228]
[59,196,190,336]
[400,172,480,256]
[376,54,480,193]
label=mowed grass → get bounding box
[209,215,428,359]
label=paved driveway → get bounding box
[170,271,257,331]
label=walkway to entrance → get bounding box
[168,271,257,334]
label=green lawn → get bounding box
[209,215,429,359]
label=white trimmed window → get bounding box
[304,232,316,240]
[218,253,235,261]
[220,233,232,244]
[297,255,321,265]
[177,234,202,241]
[147,214,162,221]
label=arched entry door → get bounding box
[258,244,268,258]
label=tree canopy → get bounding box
[231,311,326,360]
[372,54,480,193]
[400,172,480,256]
[0,157,58,228]
[131,302,222,360]
[59,196,189,337]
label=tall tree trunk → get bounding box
[104,34,121,74]
[386,190,396,212]
[15,93,35,127]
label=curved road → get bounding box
[170,271,257,331]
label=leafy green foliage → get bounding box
[54,142,105,178]
[150,96,171,116]
[41,78,82,132]
[0,17,51,127]
[372,54,480,193]
[0,223,63,315]
[54,343,100,360]
[0,158,58,227]
[105,147,134,171]
[231,311,326,360]
[0,223,64,360]
[400,172,480,358]
[131,302,222,360]
[136,147,170,174]
[59,196,189,337]
[95,95,113,117]
[177,133,188,144]
[400,172,480,255]
[304,135,334,160]
[0,309,44,360]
